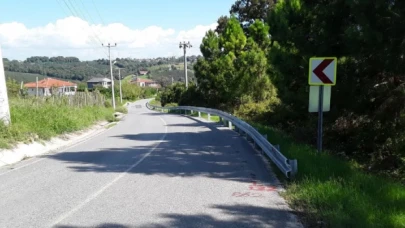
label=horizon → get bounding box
[2,54,202,62]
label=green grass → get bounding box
[122,75,134,83]
[149,99,161,106]
[250,123,405,228]
[115,106,128,114]
[189,111,220,122]
[148,99,221,122]
[0,98,115,148]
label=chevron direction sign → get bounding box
[309,57,337,86]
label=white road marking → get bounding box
[49,116,168,227]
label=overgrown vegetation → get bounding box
[156,0,405,226]
[0,97,115,149]
[0,78,122,149]
[252,124,405,228]
[94,80,157,101]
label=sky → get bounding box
[0,0,235,61]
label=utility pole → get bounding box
[117,67,123,104]
[36,77,38,97]
[179,41,192,89]
[102,43,117,109]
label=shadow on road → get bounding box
[45,112,273,184]
[55,203,299,228]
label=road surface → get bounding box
[0,99,302,228]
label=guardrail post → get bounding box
[289,159,298,179]
[191,110,194,115]
[275,144,280,151]
[246,135,253,142]
[198,111,201,117]
[228,121,232,129]
[207,113,211,121]
[262,134,267,140]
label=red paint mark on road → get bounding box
[248,182,277,192]
[232,192,264,198]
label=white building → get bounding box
[24,78,77,96]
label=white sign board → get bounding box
[308,57,337,86]
[0,45,11,125]
[309,86,331,112]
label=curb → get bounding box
[0,120,120,168]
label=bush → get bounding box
[104,100,112,108]
[115,106,128,114]
[159,83,187,106]
[141,87,157,98]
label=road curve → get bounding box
[0,99,302,228]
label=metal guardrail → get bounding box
[146,102,298,179]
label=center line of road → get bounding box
[49,116,168,227]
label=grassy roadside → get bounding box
[148,99,161,106]
[251,123,405,228]
[0,97,116,149]
[149,99,405,227]
[148,99,221,122]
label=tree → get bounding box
[219,16,247,57]
[194,16,279,112]
[230,0,276,30]
[215,16,229,35]
[266,0,405,174]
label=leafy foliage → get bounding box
[179,0,405,181]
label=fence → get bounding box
[146,102,298,179]
[24,91,106,107]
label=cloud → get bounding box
[0,17,217,60]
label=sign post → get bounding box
[0,45,11,125]
[309,57,337,153]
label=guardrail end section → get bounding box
[289,159,298,179]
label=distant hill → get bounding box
[2,55,201,84]
[144,62,196,87]
[5,71,46,83]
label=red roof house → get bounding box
[24,78,77,96]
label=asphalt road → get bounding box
[0,99,302,228]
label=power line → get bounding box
[58,0,108,57]
[66,0,104,45]
[72,0,105,45]
[91,0,106,25]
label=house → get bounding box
[86,77,112,89]
[132,77,161,88]
[24,78,77,96]
[138,70,149,75]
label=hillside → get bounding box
[5,71,46,83]
[3,55,200,85]
[145,63,196,87]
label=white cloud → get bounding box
[0,17,217,60]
